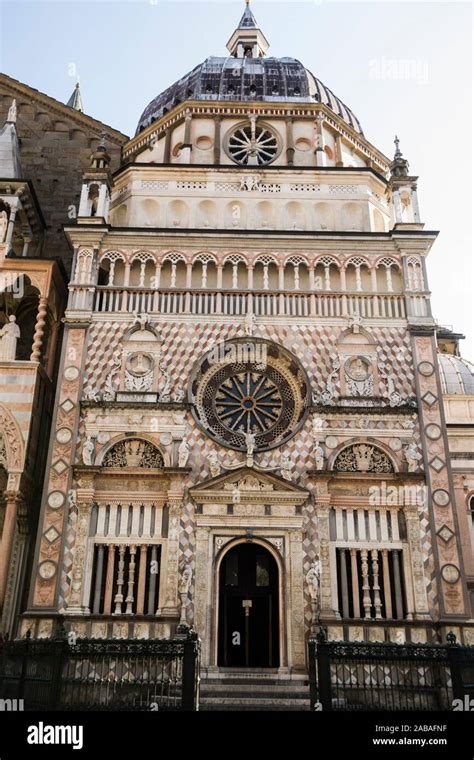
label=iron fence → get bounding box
[0,630,200,711]
[308,633,474,711]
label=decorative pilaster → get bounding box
[67,498,93,615]
[161,493,182,616]
[410,331,469,619]
[404,504,430,618]
[30,326,87,610]
[314,495,335,618]
[289,529,305,667]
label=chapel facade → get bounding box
[2,2,473,674]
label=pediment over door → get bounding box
[189,466,309,507]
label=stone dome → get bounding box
[438,353,474,395]
[136,56,363,136]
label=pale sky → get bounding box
[0,0,472,357]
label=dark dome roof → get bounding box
[438,353,474,395]
[136,56,363,136]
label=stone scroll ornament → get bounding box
[411,333,467,616]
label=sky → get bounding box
[0,0,472,357]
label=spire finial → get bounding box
[394,134,402,158]
[66,82,84,113]
[227,0,269,58]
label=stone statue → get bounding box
[159,360,171,402]
[404,443,422,473]
[173,386,185,402]
[244,312,256,337]
[7,99,17,123]
[178,565,193,628]
[281,451,292,481]
[208,451,221,478]
[178,438,190,468]
[245,430,256,458]
[133,312,150,331]
[0,210,9,243]
[347,313,363,334]
[0,315,20,360]
[82,436,95,466]
[314,443,325,471]
[306,560,321,634]
[306,561,321,601]
[178,565,192,595]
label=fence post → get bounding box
[18,631,30,702]
[181,630,199,711]
[49,635,67,710]
[447,642,464,703]
[308,637,319,710]
[316,642,332,711]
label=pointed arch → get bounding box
[0,404,25,472]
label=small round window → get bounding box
[227,121,280,166]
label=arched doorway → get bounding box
[218,543,280,668]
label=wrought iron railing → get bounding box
[308,634,474,711]
[0,630,200,711]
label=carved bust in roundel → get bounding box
[118,319,162,394]
[337,327,379,398]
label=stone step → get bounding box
[201,683,309,695]
[200,697,311,711]
[199,673,311,711]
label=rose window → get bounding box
[228,122,279,166]
[190,340,310,452]
[216,371,283,434]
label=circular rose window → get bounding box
[227,122,279,166]
[190,339,310,452]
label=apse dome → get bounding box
[438,353,474,395]
[136,4,362,136]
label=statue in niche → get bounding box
[0,209,9,243]
[82,436,95,466]
[0,315,20,360]
[178,438,190,468]
[314,443,325,471]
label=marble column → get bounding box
[0,492,20,612]
[30,297,48,362]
